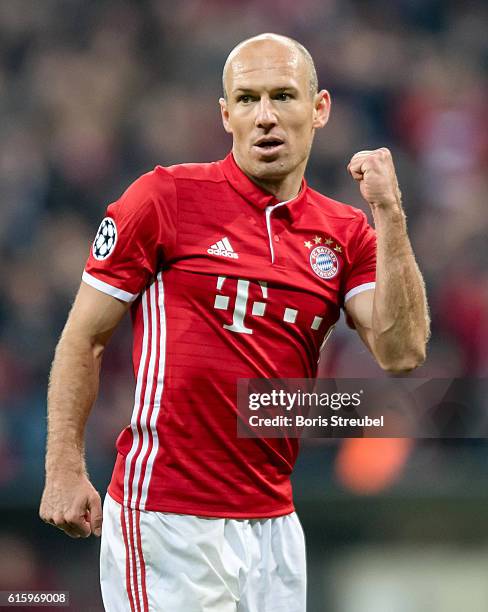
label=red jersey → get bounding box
[83,153,376,517]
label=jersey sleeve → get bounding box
[343,210,377,304]
[83,168,177,302]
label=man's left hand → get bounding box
[347,148,402,211]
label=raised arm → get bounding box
[344,148,430,373]
[39,282,130,538]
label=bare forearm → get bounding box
[372,205,429,371]
[347,148,430,372]
[40,283,128,538]
[45,330,102,477]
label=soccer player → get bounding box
[39,33,429,611]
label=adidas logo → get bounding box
[207,237,239,259]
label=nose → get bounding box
[255,96,277,130]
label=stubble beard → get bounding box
[252,157,289,180]
[252,145,311,183]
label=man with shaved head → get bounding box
[222,34,319,98]
[40,33,429,611]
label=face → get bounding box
[220,39,330,183]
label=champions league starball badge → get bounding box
[310,245,339,279]
[92,217,117,260]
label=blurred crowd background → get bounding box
[0,0,487,610]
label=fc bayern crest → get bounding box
[92,217,117,260]
[310,246,339,279]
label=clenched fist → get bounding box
[347,148,402,211]
[39,473,102,539]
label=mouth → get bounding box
[253,137,285,157]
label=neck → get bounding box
[235,154,306,202]
[249,172,302,202]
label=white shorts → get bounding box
[100,493,306,612]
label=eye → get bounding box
[237,95,254,104]
[275,92,293,101]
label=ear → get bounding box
[312,89,331,130]
[219,97,233,134]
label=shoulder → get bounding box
[144,161,227,204]
[112,159,226,225]
[305,187,374,252]
[107,167,178,223]
[159,160,226,184]
[306,187,366,224]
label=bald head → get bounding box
[222,33,318,100]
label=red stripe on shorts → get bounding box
[128,507,142,612]
[120,505,136,612]
[136,509,149,612]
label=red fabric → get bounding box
[85,153,377,517]
[120,506,136,612]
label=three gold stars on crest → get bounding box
[304,235,342,252]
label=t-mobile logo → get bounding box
[213,277,267,334]
[213,276,329,338]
